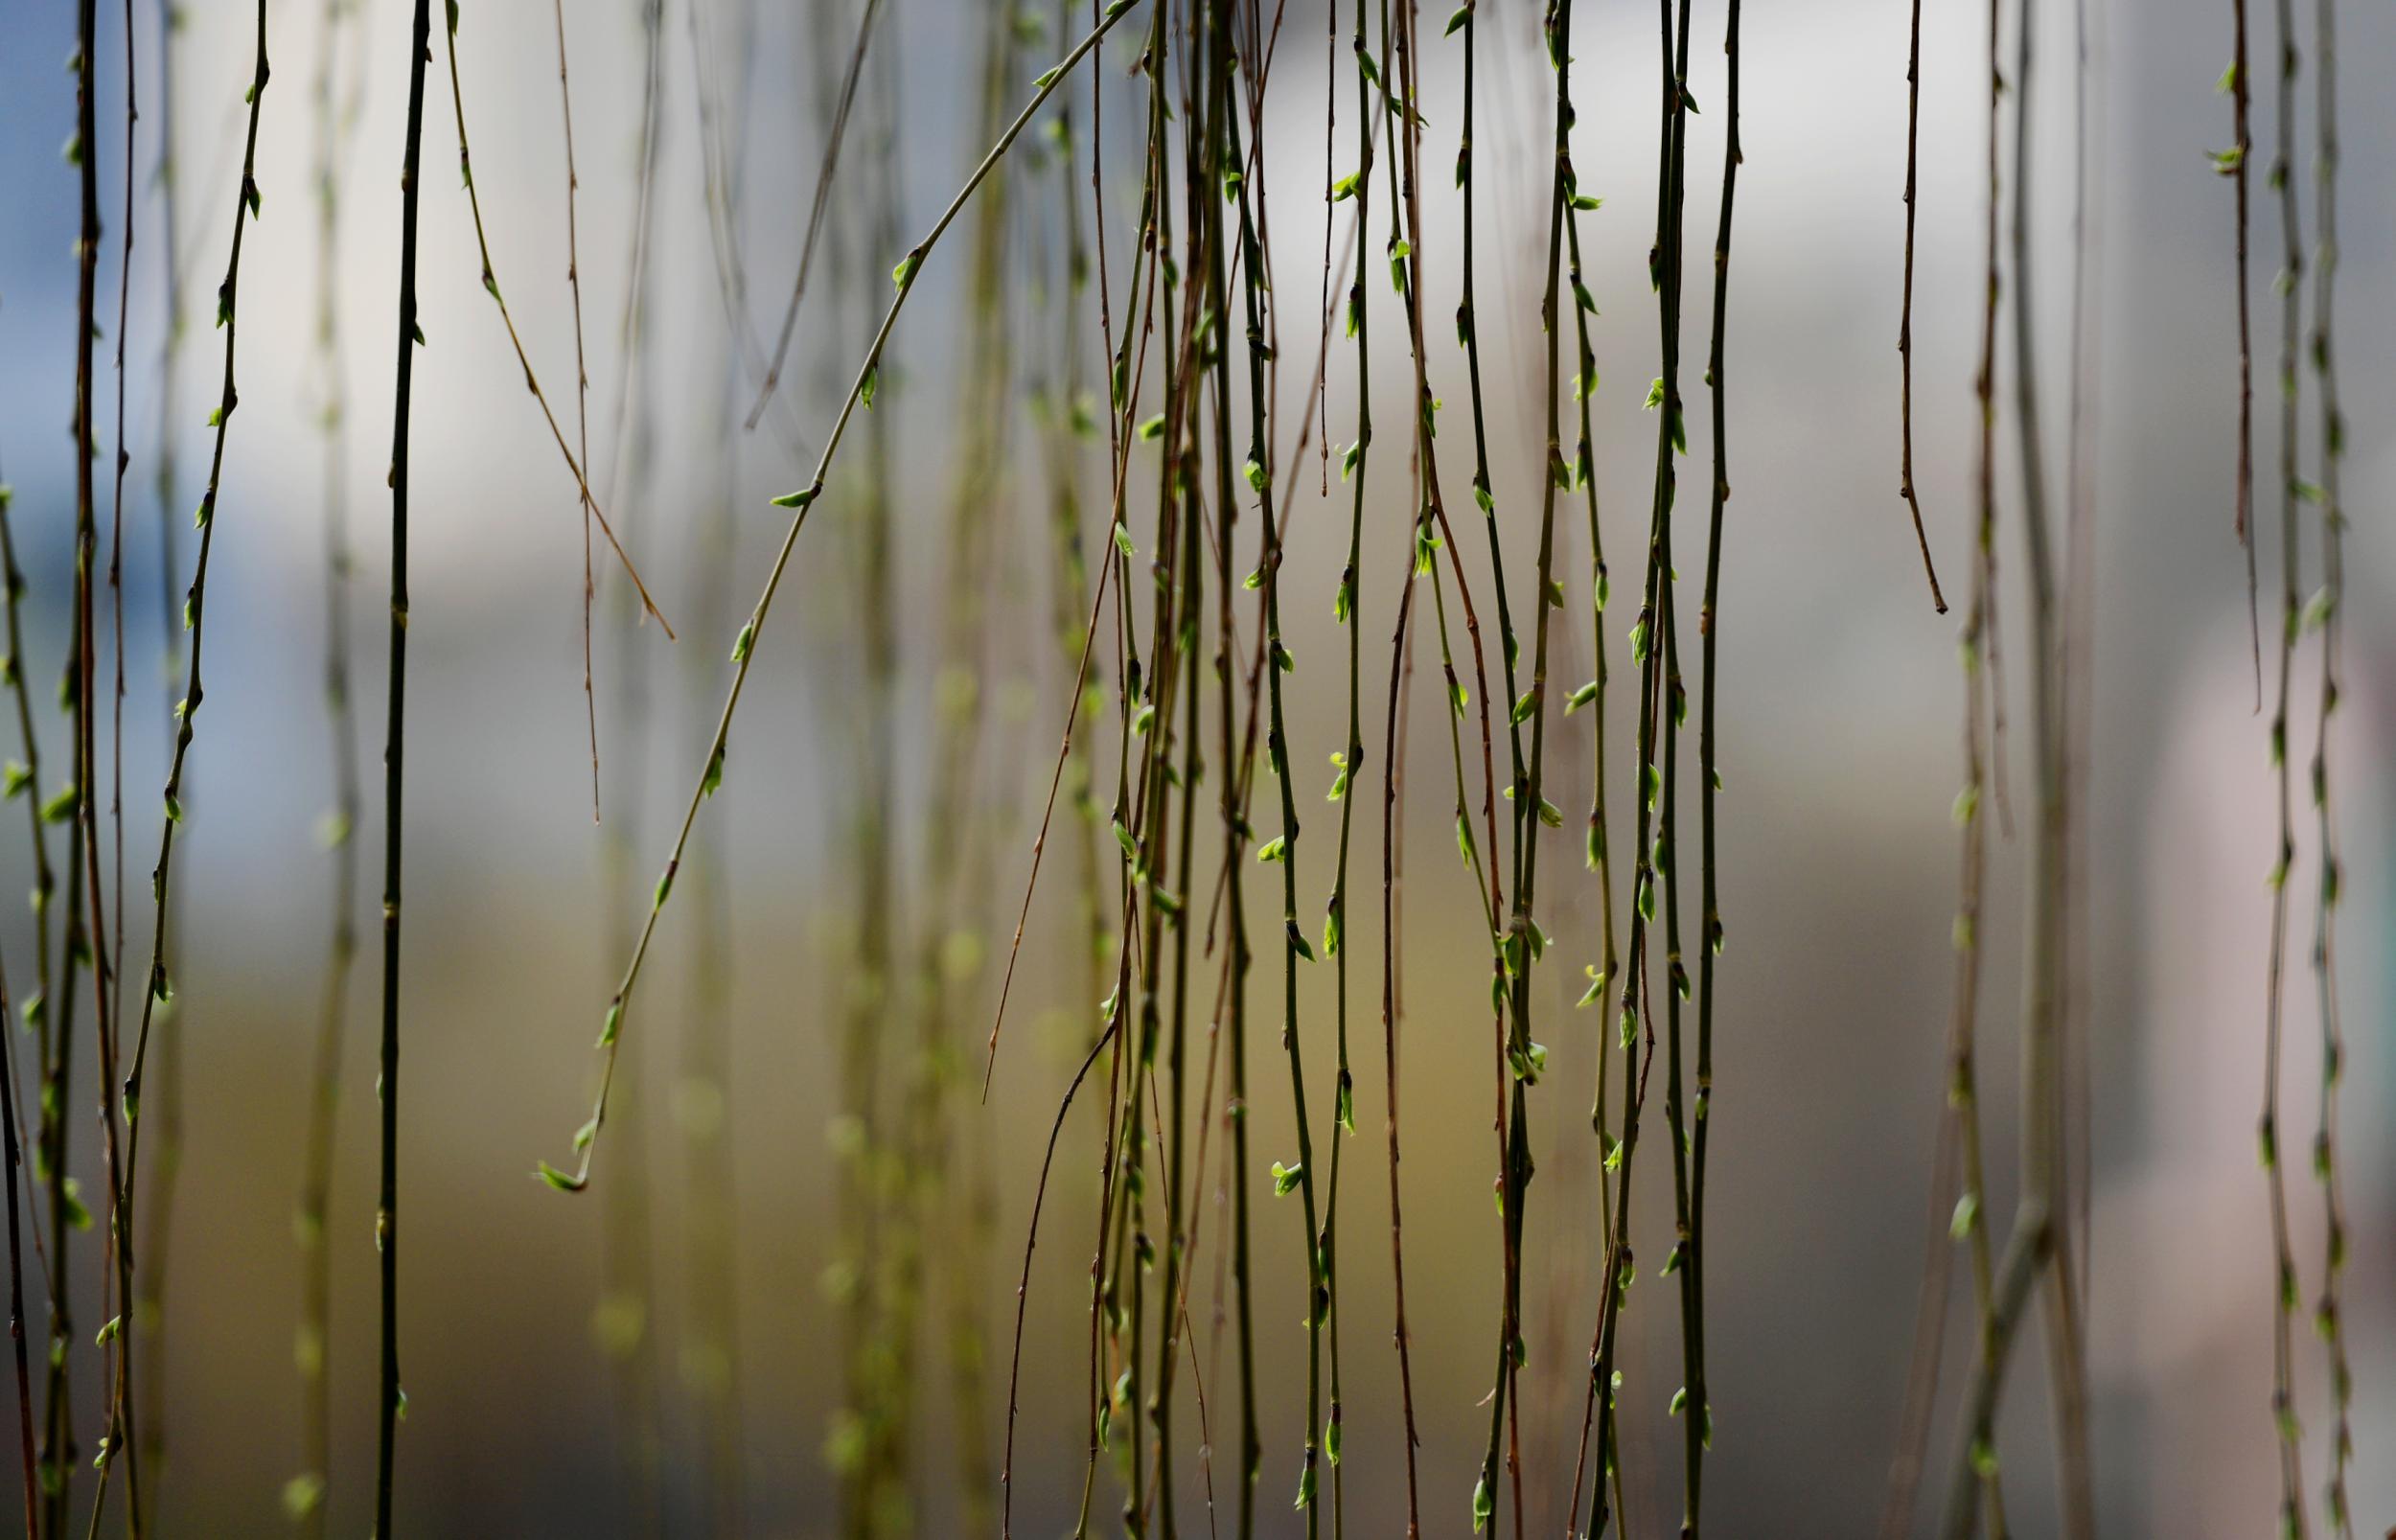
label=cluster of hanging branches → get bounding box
[543,0,1762,1533]
[1878,0,2360,1536]
[0,0,2369,1535]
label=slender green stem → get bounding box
[133,0,192,1508]
[589,6,667,1531]
[291,0,364,1529]
[2227,0,2260,700]
[821,2,898,1530]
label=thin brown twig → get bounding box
[438,8,677,639]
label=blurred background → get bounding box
[0,0,2389,1533]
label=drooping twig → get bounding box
[0,468,40,1537]
[1685,0,1742,1526]
[551,0,598,818]
[588,5,667,1531]
[0,945,35,1540]
[379,0,438,1527]
[436,5,676,640]
[1880,5,2013,1498]
[290,0,367,1529]
[0,479,61,1540]
[67,11,106,1532]
[745,0,887,430]
[1897,0,1947,613]
[2223,0,2261,701]
[2305,0,2353,1529]
[818,0,900,1529]
[1581,0,1697,1524]
[98,0,279,1521]
[135,0,199,1520]
[2257,0,2310,1528]
[1881,0,2015,1501]
[69,0,135,1519]
[1936,0,2097,1523]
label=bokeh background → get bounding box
[0,0,2389,1534]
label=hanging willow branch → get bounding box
[1685,0,1742,1527]
[2305,0,2353,1529]
[290,0,365,1528]
[1580,0,1694,1525]
[2258,0,2311,1529]
[380,0,438,1527]
[97,1,276,1523]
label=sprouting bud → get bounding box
[1949,1191,1979,1240]
[1271,1161,1302,1197]
[282,1474,327,1521]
